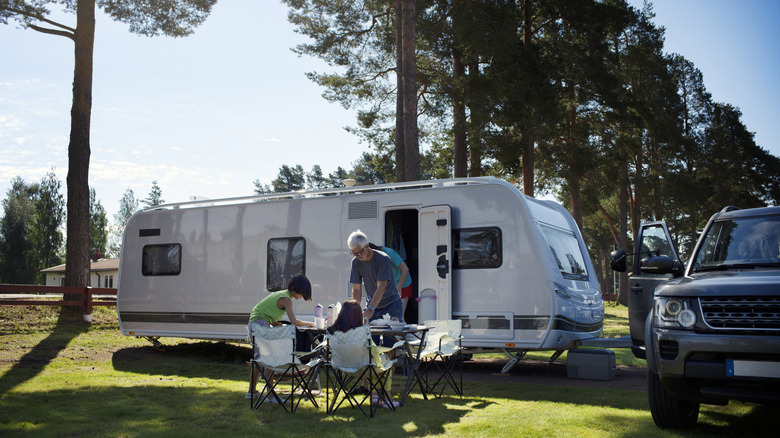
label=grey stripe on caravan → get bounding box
[120,312,249,325]
[454,315,602,333]
[454,315,551,331]
[552,315,603,333]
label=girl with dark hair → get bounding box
[328,300,400,408]
[327,300,364,334]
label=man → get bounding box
[347,230,403,323]
[347,229,404,398]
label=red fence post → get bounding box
[85,287,93,317]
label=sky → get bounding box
[1,0,779,222]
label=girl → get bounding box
[329,300,399,408]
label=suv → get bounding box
[610,206,780,428]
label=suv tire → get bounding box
[648,369,699,428]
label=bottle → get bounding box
[326,304,334,326]
[314,303,324,329]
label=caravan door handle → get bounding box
[437,255,449,279]
[630,285,643,295]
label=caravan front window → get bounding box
[267,237,306,291]
[539,224,588,280]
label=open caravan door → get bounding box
[418,205,452,322]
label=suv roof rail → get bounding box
[720,205,742,212]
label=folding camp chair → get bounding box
[418,319,463,397]
[249,324,323,413]
[325,325,404,417]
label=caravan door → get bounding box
[418,205,452,322]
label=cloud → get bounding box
[0,115,20,129]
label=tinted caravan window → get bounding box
[539,224,588,280]
[453,228,502,269]
[142,244,182,276]
[267,237,306,291]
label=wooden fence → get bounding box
[0,284,117,317]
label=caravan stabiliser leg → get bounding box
[501,349,527,374]
[142,336,163,348]
[548,350,565,363]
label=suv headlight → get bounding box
[654,297,697,329]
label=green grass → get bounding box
[0,305,775,437]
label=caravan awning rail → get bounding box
[140,177,509,213]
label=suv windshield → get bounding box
[693,215,780,271]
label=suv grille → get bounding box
[700,296,780,330]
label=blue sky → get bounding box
[1,0,778,220]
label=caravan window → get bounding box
[453,228,502,269]
[539,224,588,280]
[267,237,306,291]
[142,244,182,276]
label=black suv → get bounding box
[610,206,780,428]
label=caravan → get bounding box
[117,177,604,357]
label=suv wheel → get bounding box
[647,369,699,428]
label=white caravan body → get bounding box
[117,178,604,352]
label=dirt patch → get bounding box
[458,357,647,391]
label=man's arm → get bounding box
[364,280,388,319]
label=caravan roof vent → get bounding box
[348,201,378,220]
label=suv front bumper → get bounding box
[651,328,780,404]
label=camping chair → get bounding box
[325,325,404,417]
[418,319,463,398]
[249,324,323,413]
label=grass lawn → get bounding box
[0,304,775,437]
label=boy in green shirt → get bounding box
[247,274,315,398]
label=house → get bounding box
[41,258,119,288]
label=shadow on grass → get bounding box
[106,341,776,436]
[0,384,489,436]
[0,309,88,396]
[0,383,772,437]
[112,341,251,382]
[599,404,779,438]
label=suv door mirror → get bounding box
[609,249,627,272]
[639,255,675,275]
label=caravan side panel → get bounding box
[117,198,355,340]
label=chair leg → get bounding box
[252,364,293,412]
[327,368,369,417]
[366,367,397,416]
[413,358,436,398]
[429,353,463,398]
[288,364,320,412]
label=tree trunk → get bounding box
[401,0,419,181]
[522,130,535,196]
[452,53,467,177]
[467,63,481,176]
[631,152,642,239]
[569,179,583,232]
[64,0,95,302]
[394,0,406,182]
[618,163,629,306]
[521,0,535,197]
